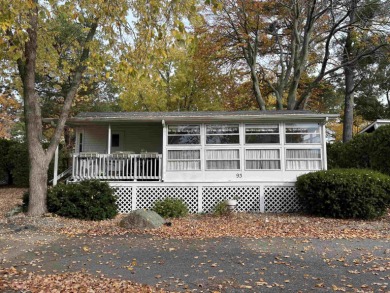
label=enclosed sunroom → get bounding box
[62,111,337,213]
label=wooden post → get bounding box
[53,145,59,186]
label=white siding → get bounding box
[78,123,163,154]
[82,125,107,153]
[112,124,162,153]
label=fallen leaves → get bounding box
[1,188,389,240]
[0,270,166,292]
[145,213,390,240]
[0,187,25,219]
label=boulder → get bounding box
[119,210,165,230]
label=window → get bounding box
[286,149,322,170]
[245,149,280,170]
[206,149,240,170]
[245,124,280,144]
[168,125,200,145]
[285,123,321,143]
[111,134,120,147]
[167,150,201,170]
[206,124,239,144]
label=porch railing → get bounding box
[72,152,162,181]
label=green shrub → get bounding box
[369,125,390,176]
[327,133,372,170]
[213,200,230,216]
[152,198,188,218]
[7,141,29,187]
[296,169,390,219]
[23,180,118,220]
[0,139,15,185]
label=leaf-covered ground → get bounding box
[1,187,389,292]
[1,269,166,292]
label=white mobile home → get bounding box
[61,111,337,213]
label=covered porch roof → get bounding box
[62,110,338,126]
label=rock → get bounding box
[119,210,165,230]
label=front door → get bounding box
[110,131,124,153]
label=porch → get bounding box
[71,152,162,181]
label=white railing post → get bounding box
[53,146,59,186]
[71,153,163,182]
[159,155,162,181]
[134,155,138,181]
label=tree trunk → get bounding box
[28,150,49,215]
[342,0,357,143]
[20,1,51,216]
[249,65,266,110]
[275,91,283,110]
[15,1,98,216]
[343,65,355,142]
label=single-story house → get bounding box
[359,119,390,134]
[54,110,338,213]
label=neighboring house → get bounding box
[54,110,337,213]
[359,119,390,134]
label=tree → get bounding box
[206,0,389,115]
[355,48,390,121]
[118,0,228,112]
[206,0,269,110]
[0,0,130,215]
[337,0,390,142]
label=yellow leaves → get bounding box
[82,246,90,252]
[332,284,346,291]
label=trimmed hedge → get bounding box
[296,169,390,219]
[152,198,188,218]
[23,180,118,220]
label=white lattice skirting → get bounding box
[111,183,302,214]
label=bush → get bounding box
[327,133,372,169]
[296,169,390,219]
[152,198,188,218]
[369,125,390,176]
[7,142,29,187]
[1,139,70,187]
[23,180,118,220]
[0,139,15,185]
[213,200,230,216]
